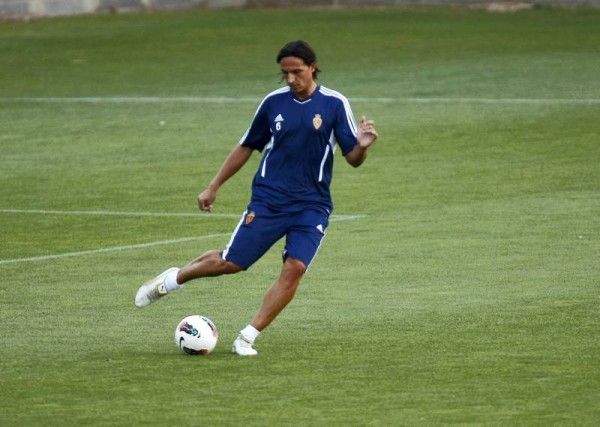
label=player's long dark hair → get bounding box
[276,40,321,79]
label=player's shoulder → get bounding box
[318,86,349,102]
[317,86,351,109]
[253,86,290,114]
[262,86,291,103]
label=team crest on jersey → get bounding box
[312,114,322,130]
[245,211,255,225]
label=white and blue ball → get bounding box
[175,315,218,355]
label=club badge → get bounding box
[312,114,322,130]
[245,211,255,225]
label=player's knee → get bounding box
[281,257,306,282]
[202,251,242,275]
[222,260,243,275]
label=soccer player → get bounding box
[135,40,378,356]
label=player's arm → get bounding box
[344,116,378,168]
[198,95,270,212]
[198,144,253,212]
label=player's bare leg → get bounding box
[252,257,306,330]
[178,250,242,282]
[233,257,306,356]
[135,250,241,308]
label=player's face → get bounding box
[279,56,317,100]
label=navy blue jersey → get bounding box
[239,85,358,214]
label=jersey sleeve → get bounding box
[333,96,359,156]
[239,98,272,152]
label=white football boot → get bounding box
[135,267,178,308]
[232,334,258,356]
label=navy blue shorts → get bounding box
[222,203,329,270]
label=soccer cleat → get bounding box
[135,267,178,308]
[232,334,258,356]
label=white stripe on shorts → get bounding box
[221,210,247,261]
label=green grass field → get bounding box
[1,6,599,425]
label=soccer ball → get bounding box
[175,315,219,355]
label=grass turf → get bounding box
[1,6,599,425]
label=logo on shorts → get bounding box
[312,114,322,130]
[245,211,255,225]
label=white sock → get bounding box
[240,325,260,344]
[164,268,181,292]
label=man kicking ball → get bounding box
[135,40,378,356]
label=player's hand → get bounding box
[357,116,378,148]
[197,188,216,212]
